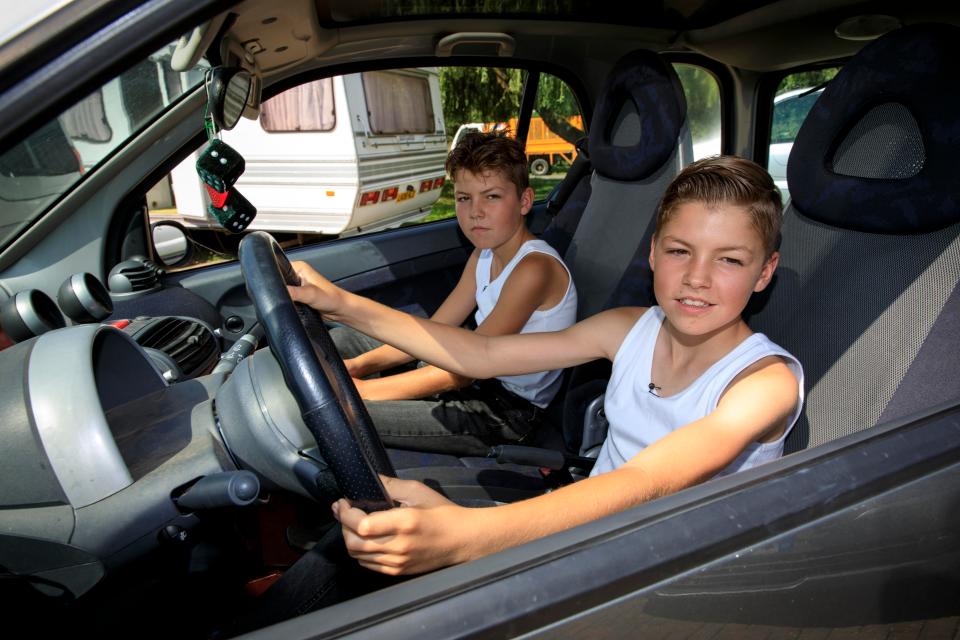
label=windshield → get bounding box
[0,41,208,246]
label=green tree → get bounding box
[777,68,839,96]
[439,67,584,145]
[674,64,720,143]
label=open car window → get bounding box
[0,41,208,248]
[147,67,585,272]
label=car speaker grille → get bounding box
[135,317,219,378]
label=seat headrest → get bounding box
[787,23,960,233]
[588,50,687,181]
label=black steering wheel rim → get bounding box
[238,231,395,512]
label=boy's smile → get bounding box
[650,201,778,340]
[454,169,533,253]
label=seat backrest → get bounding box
[541,49,688,320]
[747,23,960,453]
[536,50,688,451]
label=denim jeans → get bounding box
[330,325,543,456]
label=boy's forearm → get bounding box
[350,344,415,377]
[332,291,500,379]
[459,467,658,561]
[359,365,472,401]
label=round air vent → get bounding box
[108,257,164,298]
[0,289,66,343]
[58,272,113,323]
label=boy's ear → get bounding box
[754,251,780,292]
[519,187,534,215]
[648,234,657,271]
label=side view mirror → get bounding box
[151,220,193,267]
[206,67,255,131]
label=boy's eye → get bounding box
[720,257,744,266]
[486,194,501,200]
[666,248,688,256]
[456,195,470,202]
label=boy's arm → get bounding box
[354,253,566,400]
[289,260,635,380]
[335,356,799,575]
[344,251,481,379]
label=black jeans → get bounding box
[230,526,405,635]
[331,326,543,456]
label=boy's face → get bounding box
[453,169,533,251]
[649,201,778,337]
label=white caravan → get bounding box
[159,68,448,236]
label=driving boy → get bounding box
[288,155,803,579]
[332,131,577,455]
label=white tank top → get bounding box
[590,306,804,477]
[475,239,578,407]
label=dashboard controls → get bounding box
[0,289,66,342]
[175,471,260,510]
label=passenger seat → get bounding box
[748,22,960,452]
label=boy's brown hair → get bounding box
[656,155,783,257]
[445,131,529,196]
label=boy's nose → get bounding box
[683,261,712,288]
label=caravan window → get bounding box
[362,71,435,134]
[260,78,336,132]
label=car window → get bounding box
[767,67,839,200]
[148,67,585,272]
[0,40,208,247]
[673,63,721,161]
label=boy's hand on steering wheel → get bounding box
[286,260,345,316]
[333,476,476,575]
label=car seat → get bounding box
[563,22,960,462]
[747,22,960,452]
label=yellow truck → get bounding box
[452,115,584,175]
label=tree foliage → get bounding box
[438,67,584,144]
[777,68,839,95]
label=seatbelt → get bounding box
[545,137,590,217]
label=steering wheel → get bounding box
[238,231,395,512]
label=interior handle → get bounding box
[436,32,515,57]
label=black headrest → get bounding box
[588,50,687,181]
[787,23,960,233]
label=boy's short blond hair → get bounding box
[445,131,529,196]
[656,155,783,257]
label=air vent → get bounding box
[135,317,219,379]
[108,257,164,297]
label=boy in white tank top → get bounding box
[330,131,576,455]
[286,156,804,583]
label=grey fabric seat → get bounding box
[747,23,960,452]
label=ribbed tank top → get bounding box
[475,239,578,407]
[590,306,804,477]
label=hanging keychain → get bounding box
[195,71,257,233]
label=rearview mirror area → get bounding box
[206,67,256,131]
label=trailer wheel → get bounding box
[530,157,551,176]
